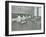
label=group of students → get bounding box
[12,15,31,23]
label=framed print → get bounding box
[5,1,45,36]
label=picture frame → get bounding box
[5,1,45,36]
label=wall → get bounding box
[12,6,34,14]
[0,0,46,37]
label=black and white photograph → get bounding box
[5,1,45,36]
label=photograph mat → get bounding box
[9,3,44,35]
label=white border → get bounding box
[9,3,44,35]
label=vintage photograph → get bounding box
[12,6,41,31]
[5,1,45,36]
